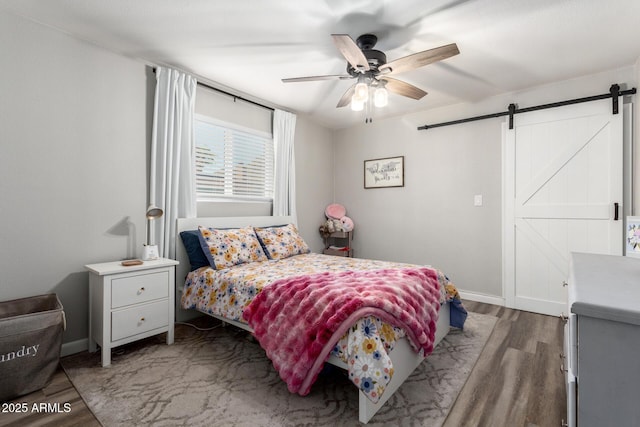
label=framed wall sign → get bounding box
[364,156,404,189]
[626,216,640,258]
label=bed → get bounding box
[174,216,461,424]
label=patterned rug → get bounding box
[62,312,496,426]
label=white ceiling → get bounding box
[2,0,640,129]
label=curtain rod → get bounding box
[152,67,275,112]
[417,84,637,131]
[197,81,275,112]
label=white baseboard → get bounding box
[459,290,505,307]
[61,338,88,357]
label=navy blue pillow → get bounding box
[180,230,212,271]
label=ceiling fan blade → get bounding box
[282,74,351,83]
[331,34,370,72]
[380,77,427,100]
[336,85,355,108]
[380,43,459,75]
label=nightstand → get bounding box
[323,231,353,257]
[85,258,179,367]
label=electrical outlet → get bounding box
[474,195,483,206]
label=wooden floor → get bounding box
[0,302,565,426]
[0,365,100,427]
[444,301,566,427]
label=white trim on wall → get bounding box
[501,122,508,305]
[623,103,634,217]
[458,290,505,307]
[61,338,88,357]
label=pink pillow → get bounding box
[325,204,346,219]
[341,216,354,231]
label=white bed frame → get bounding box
[174,216,451,424]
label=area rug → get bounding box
[62,312,496,426]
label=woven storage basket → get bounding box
[0,294,65,402]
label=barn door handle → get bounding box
[614,202,619,221]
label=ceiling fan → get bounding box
[282,34,459,119]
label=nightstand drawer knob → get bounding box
[562,281,568,287]
[140,317,145,322]
[138,287,145,294]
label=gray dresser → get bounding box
[565,253,640,427]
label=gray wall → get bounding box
[0,11,334,350]
[0,12,151,348]
[293,113,335,253]
[334,66,638,300]
[334,114,502,297]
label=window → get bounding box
[194,115,274,201]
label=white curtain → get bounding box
[272,109,297,219]
[150,66,197,259]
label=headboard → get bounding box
[174,215,295,321]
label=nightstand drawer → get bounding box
[111,300,169,341]
[111,271,169,309]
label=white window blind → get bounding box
[194,115,274,201]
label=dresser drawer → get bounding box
[566,374,577,427]
[111,271,169,309]
[111,300,168,341]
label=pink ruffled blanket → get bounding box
[242,267,441,396]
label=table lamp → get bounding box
[142,205,163,260]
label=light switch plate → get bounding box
[474,194,483,206]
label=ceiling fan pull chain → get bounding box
[365,87,373,123]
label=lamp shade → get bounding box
[146,206,163,220]
[350,98,364,111]
[353,80,369,103]
[374,86,388,108]
[145,205,163,247]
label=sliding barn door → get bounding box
[504,99,623,316]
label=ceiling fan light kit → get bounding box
[351,98,364,111]
[282,33,459,123]
[374,84,388,108]
[353,77,369,103]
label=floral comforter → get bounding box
[181,253,462,402]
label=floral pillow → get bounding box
[198,226,268,270]
[254,224,310,260]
